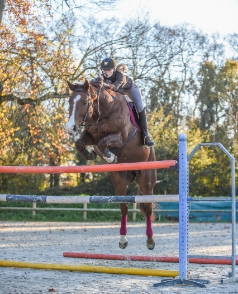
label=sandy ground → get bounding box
[0,221,237,294]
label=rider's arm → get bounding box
[111,71,125,91]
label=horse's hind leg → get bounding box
[111,172,132,249]
[139,168,156,250]
[140,202,155,250]
[119,203,128,249]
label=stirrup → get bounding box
[144,136,155,147]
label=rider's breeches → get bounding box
[123,83,144,113]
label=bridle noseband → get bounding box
[73,87,102,127]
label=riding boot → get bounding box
[138,108,155,147]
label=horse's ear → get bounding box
[83,79,90,92]
[67,81,77,92]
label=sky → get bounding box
[103,0,238,35]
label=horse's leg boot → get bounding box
[138,109,155,147]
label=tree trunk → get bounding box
[0,0,5,25]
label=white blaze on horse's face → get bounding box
[65,94,81,135]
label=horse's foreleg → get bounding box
[75,130,97,160]
[98,132,122,163]
[119,203,128,249]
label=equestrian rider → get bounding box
[100,57,155,147]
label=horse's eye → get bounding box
[83,101,87,105]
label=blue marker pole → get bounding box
[179,133,188,280]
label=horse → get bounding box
[65,78,157,250]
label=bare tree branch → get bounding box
[0,91,68,105]
[0,0,5,25]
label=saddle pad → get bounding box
[127,101,141,132]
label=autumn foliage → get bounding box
[0,0,78,190]
[0,0,238,196]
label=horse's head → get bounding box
[65,79,97,135]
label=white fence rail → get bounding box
[0,203,140,221]
[0,203,237,221]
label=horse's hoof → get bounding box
[103,152,117,163]
[119,241,128,249]
[147,242,155,250]
[87,151,97,160]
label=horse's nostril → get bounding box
[73,126,76,132]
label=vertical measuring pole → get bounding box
[179,133,188,280]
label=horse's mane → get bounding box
[71,79,101,97]
[90,76,103,88]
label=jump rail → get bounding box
[63,252,238,265]
[0,160,176,174]
[0,260,178,277]
[0,194,179,204]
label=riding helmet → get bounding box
[101,58,116,70]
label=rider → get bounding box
[100,57,155,147]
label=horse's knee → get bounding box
[97,139,106,152]
[75,140,97,160]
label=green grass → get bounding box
[0,202,149,222]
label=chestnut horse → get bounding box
[65,78,157,250]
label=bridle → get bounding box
[73,86,102,127]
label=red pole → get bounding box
[63,252,238,265]
[0,160,176,174]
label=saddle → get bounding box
[106,89,141,132]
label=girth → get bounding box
[110,127,137,157]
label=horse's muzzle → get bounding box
[65,124,77,136]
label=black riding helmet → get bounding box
[101,58,116,70]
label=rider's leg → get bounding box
[138,108,155,147]
[124,84,155,147]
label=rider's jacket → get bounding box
[102,70,133,91]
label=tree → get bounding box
[0,3,143,106]
[226,33,238,56]
[0,0,121,26]
[196,61,219,131]
[217,60,238,157]
[0,0,5,24]
[0,5,78,105]
[52,0,120,13]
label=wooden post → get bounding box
[132,203,137,221]
[83,203,87,220]
[32,202,36,217]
